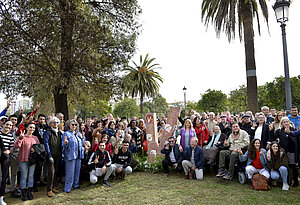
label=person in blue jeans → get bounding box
[267,141,289,191]
[62,119,84,193]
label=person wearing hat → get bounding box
[218,115,228,135]
[0,116,8,131]
[239,114,253,135]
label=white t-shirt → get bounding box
[169,148,176,162]
[254,126,263,140]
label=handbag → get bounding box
[287,153,296,165]
[252,174,270,191]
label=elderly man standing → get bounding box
[43,117,62,197]
[181,137,205,180]
[216,123,250,180]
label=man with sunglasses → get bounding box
[43,117,62,197]
[161,136,183,176]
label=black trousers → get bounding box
[47,155,60,191]
[0,154,10,196]
[162,158,182,173]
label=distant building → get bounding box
[8,100,17,115]
[18,99,32,111]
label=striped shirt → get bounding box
[0,131,14,150]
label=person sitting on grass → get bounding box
[111,140,132,179]
[181,137,204,180]
[267,141,289,191]
[88,141,113,187]
[161,136,183,176]
[216,122,250,180]
[238,139,270,181]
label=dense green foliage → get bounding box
[197,89,228,113]
[0,0,141,118]
[113,98,140,119]
[143,94,169,118]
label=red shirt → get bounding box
[251,151,263,169]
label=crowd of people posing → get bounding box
[0,101,300,204]
[162,106,300,192]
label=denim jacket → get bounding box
[239,148,267,169]
[62,130,84,161]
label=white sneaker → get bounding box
[0,199,7,205]
[282,183,289,191]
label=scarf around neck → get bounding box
[206,131,221,149]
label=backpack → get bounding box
[252,174,270,191]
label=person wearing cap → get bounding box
[218,115,228,135]
[43,117,62,197]
[0,116,8,131]
[239,114,253,135]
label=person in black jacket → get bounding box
[112,140,132,179]
[250,113,271,149]
[43,117,62,197]
[161,136,183,175]
[271,117,298,187]
[181,137,205,180]
[239,114,252,135]
[88,141,113,187]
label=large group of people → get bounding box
[161,106,300,192]
[0,100,300,204]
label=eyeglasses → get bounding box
[169,141,174,143]
[70,124,77,126]
[53,122,59,124]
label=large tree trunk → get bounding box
[242,2,258,113]
[54,88,69,119]
[57,0,76,119]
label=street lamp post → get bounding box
[273,0,292,111]
[183,86,187,116]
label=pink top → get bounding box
[14,135,40,162]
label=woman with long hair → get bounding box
[269,111,285,132]
[177,119,196,151]
[239,139,270,180]
[14,122,40,201]
[270,117,298,187]
[267,141,289,190]
[193,116,209,147]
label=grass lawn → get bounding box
[5,171,300,205]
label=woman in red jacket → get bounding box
[193,117,209,147]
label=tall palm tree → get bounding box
[123,54,163,117]
[201,0,269,113]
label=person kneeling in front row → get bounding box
[112,141,132,179]
[181,137,204,180]
[161,136,183,176]
[238,139,270,180]
[88,141,113,187]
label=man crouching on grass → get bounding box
[111,140,133,179]
[88,141,113,187]
[181,137,205,180]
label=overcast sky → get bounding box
[132,0,300,104]
[1,0,299,109]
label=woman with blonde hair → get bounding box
[177,119,196,151]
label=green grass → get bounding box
[5,172,300,205]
